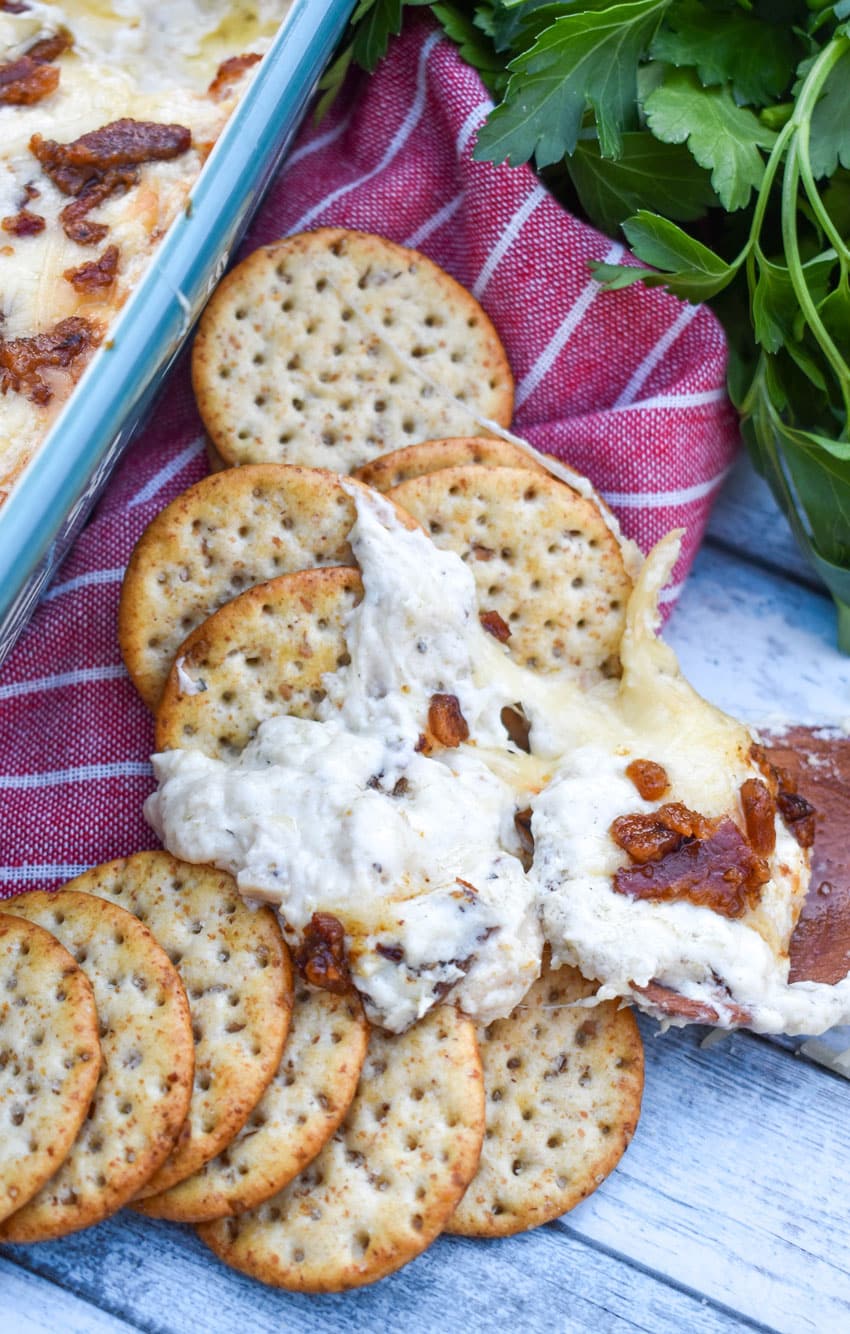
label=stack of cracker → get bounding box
[2,229,646,1291]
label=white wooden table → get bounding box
[3,456,850,1334]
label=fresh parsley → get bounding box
[339,0,850,649]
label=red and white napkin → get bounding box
[0,14,739,895]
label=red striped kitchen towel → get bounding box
[0,13,739,894]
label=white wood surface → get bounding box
[2,456,849,1332]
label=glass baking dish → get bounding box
[0,0,355,667]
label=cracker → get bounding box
[155,565,362,761]
[0,914,101,1224]
[136,983,369,1223]
[191,228,514,473]
[68,852,291,1199]
[0,890,193,1242]
[447,964,644,1237]
[353,436,547,493]
[197,1003,484,1292]
[118,465,364,711]
[388,465,632,675]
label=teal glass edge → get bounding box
[0,0,356,663]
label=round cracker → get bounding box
[0,914,101,1224]
[119,466,367,712]
[389,465,632,675]
[136,983,369,1223]
[191,227,514,473]
[155,566,361,761]
[67,853,291,1199]
[353,436,547,493]
[0,890,193,1242]
[448,964,644,1237]
[197,1003,484,1292]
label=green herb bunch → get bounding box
[331,0,850,646]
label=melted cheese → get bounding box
[0,2,290,498]
[148,489,850,1037]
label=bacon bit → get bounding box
[625,759,669,802]
[514,808,534,852]
[63,244,119,292]
[208,52,262,99]
[455,877,479,902]
[501,703,531,753]
[0,316,99,404]
[611,802,712,865]
[31,120,191,243]
[740,778,777,857]
[0,58,59,105]
[293,913,351,994]
[57,164,145,244]
[427,693,469,749]
[32,119,191,184]
[480,609,511,642]
[751,742,818,849]
[0,2,30,11]
[614,817,769,918]
[777,790,816,849]
[1,209,45,237]
[376,942,404,963]
[26,32,71,64]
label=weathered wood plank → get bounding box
[667,542,850,726]
[4,1021,848,1333]
[1,1208,758,1334]
[564,1020,850,1334]
[0,1256,137,1332]
[706,456,820,592]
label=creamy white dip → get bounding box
[147,489,850,1036]
[0,2,289,497]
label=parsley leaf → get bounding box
[592,210,739,301]
[645,69,776,210]
[431,4,507,94]
[473,0,671,168]
[352,0,404,71]
[809,45,850,178]
[650,0,797,107]
[567,130,715,232]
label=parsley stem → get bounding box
[781,138,850,427]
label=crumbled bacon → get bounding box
[777,789,816,849]
[1,209,45,237]
[625,759,669,802]
[0,2,30,11]
[427,693,469,749]
[0,29,69,105]
[25,32,71,64]
[480,609,511,642]
[376,942,404,963]
[501,703,531,753]
[64,244,119,292]
[208,52,262,99]
[751,741,817,850]
[31,120,191,244]
[611,802,712,865]
[740,778,776,857]
[293,913,351,994]
[0,58,59,105]
[59,173,136,247]
[614,817,769,918]
[0,316,99,404]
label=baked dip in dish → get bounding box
[0,0,291,500]
[0,0,354,664]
